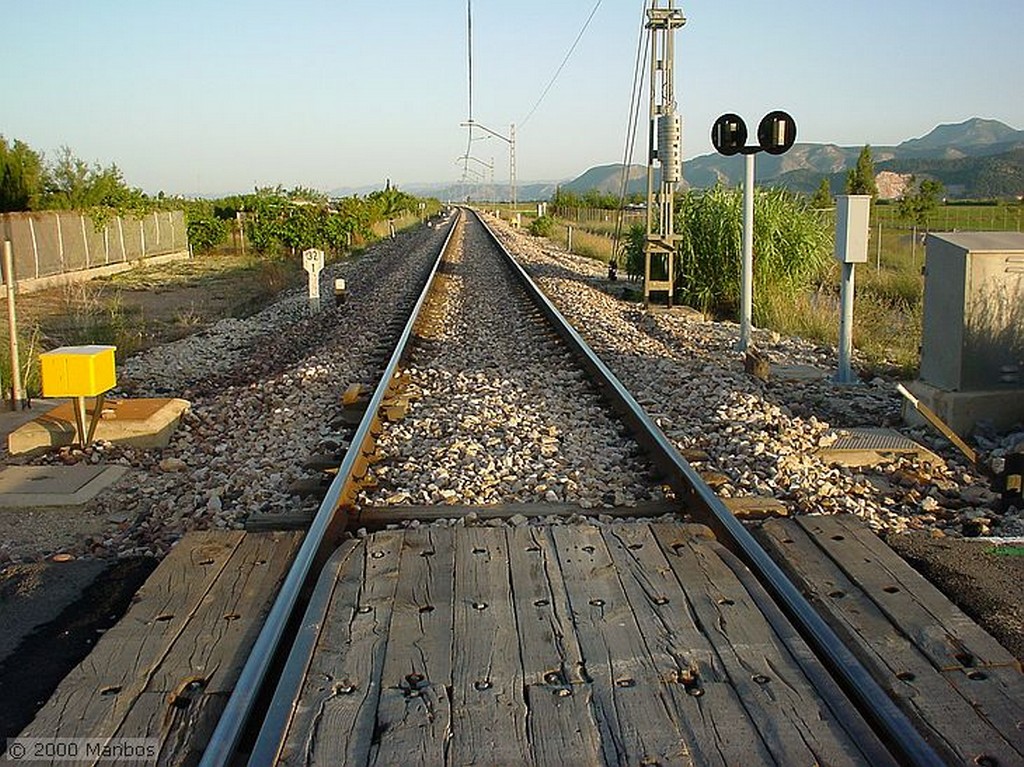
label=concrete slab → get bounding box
[0,400,63,457]
[7,397,190,455]
[817,427,942,467]
[902,381,1024,434]
[0,464,129,507]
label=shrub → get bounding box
[186,216,229,254]
[621,223,646,280]
[529,215,554,237]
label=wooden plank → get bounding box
[759,517,1023,766]
[107,532,302,766]
[254,540,361,765]
[800,515,1018,669]
[279,532,402,766]
[448,526,531,765]
[351,500,684,527]
[941,666,1024,761]
[552,523,692,767]
[603,524,774,767]
[369,528,455,767]
[147,531,303,694]
[712,535,898,767]
[20,531,245,739]
[507,525,602,767]
[650,523,872,767]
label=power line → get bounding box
[519,0,603,129]
[462,0,474,185]
[612,1,651,263]
[467,0,473,124]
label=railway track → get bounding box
[193,209,967,766]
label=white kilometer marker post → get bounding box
[302,248,325,314]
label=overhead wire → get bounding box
[612,1,651,266]
[461,0,474,186]
[519,0,604,129]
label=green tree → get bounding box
[897,176,945,227]
[367,185,413,222]
[845,144,878,198]
[810,176,833,208]
[0,136,45,212]
[41,146,146,211]
[551,186,581,209]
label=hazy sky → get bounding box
[2,1,1022,195]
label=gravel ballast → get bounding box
[1,209,1020,660]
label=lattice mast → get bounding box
[643,1,686,307]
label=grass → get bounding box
[0,213,438,403]
[517,198,1023,377]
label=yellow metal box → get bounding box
[40,345,117,398]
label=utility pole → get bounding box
[643,1,686,308]
[460,120,516,209]
[509,123,517,212]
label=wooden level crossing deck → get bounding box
[16,530,302,766]
[760,515,1024,767]
[16,517,1022,766]
[266,522,895,766]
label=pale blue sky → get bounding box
[2,1,1022,195]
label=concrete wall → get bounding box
[0,210,189,292]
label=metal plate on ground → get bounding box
[0,465,129,507]
[818,427,940,467]
[771,364,829,381]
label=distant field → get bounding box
[873,202,1023,233]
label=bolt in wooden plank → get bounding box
[552,523,692,767]
[369,528,455,766]
[278,532,402,766]
[19,531,245,739]
[507,525,602,767]
[448,526,531,765]
[759,517,1022,766]
[941,666,1024,762]
[651,523,873,767]
[111,691,227,767]
[603,523,773,767]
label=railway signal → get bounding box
[710,110,797,350]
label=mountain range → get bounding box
[331,118,1024,201]
[564,118,1024,200]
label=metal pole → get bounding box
[739,152,755,350]
[876,219,882,272]
[509,123,517,212]
[836,261,856,384]
[3,241,25,410]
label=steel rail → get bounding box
[198,211,461,767]
[473,210,945,767]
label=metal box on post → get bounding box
[833,196,871,263]
[920,232,1024,391]
[39,345,117,398]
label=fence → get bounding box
[0,210,188,288]
[550,205,646,229]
